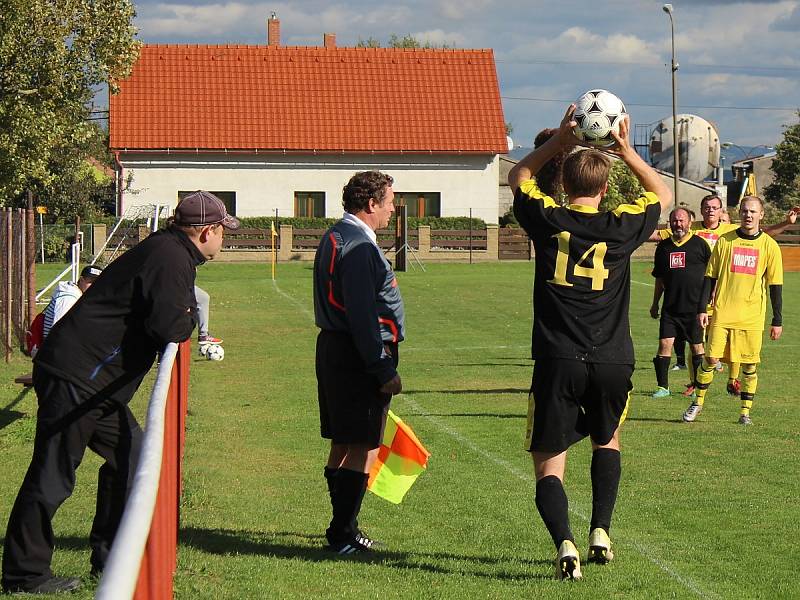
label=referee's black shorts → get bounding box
[525,359,633,454]
[659,310,703,345]
[316,330,397,449]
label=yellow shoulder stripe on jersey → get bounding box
[519,178,558,208]
[611,191,660,217]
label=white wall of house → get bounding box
[117,153,501,223]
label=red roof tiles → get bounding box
[109,45,507,154]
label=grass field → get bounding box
[1,260,798,599]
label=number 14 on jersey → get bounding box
[548,231,610,291]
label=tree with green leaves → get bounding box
[356,34,455,49]
[0,0,140,217]
[600,159,645,212]
[764,111,800,211]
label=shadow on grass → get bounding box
[402,388,527,395]
[449,363,531,369]
[626,416,685,424]
[0,387,33,430]
[180,526,552,581]
[404,412,524,420]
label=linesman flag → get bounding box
[368,410,430,504]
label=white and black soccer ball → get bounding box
[573,89,627,147]
[198,344,210,357]
[206,344,225,361]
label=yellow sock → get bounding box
[694,361,717,406]
[729,362,741,380]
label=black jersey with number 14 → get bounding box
[514,178,661,364]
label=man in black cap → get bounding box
[2,191,238,594]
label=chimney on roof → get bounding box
[324,33,336,48]
[268,12,280,47]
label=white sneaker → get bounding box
[683,402,703,422]
[588,528,614,564]
[556,539,582,580]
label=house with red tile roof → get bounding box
[109,18,507,223]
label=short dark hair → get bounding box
[533,128,568,198]
[561,149,611,199]
[669,207,692,221]
[342,171,394,213]
[700,194,722,210]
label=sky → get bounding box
[128,0,800,155]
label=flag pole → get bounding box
[270,219,277,281]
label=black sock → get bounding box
[327,468,368,544]
[535,475,573,549]
[691,353,704,385]
[675,339,686,366]
[324,466,338,503]
[590,448,621,533]
[653,355,671,388]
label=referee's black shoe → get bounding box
[327,536,373,556]
[355,529,384,549]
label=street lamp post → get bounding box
[663,4,679,206]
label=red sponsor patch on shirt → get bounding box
[669,252,686,268]
[730,246,759,275]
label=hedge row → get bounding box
[238,215,487,230]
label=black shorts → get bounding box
[316,330,398,449]
[525,359,633,453]
[659,311,703,345]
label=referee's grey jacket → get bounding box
[313,218,405,385]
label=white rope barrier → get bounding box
[95,342,178,600]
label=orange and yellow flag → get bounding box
[367,410,430,504]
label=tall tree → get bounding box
[0,0,140,213]
[356,34,455,49]
[764,111,800,211]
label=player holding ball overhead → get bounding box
[509,97,671,580]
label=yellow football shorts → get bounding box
[705,326,763,364]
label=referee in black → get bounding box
[509,106,672,580]
[650,207,712,398]
[313,171,404,555]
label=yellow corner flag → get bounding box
[367,410,431,504]
[270,221,277,280]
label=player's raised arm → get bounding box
[508,104,577,194]
[763,206,800,237]
[608,116,672,212]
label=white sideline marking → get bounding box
[399,396,718,599]
[272,280,315,321]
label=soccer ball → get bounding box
[572,89,627,147]
[206,344,225,361]
[198,344,210,357]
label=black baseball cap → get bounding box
[80,265,104,280]
[174,191,241,229]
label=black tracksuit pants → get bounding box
[1,368,142,591]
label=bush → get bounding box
[238,215,487,230]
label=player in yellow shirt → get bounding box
[683,196,784,425]
[654,194,797,395]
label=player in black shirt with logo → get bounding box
[650,207,712,398]
[509,105,671,580]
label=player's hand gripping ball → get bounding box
[572,89,627,147]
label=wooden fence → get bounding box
[213,224,532,263]
[0,208,36,361]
